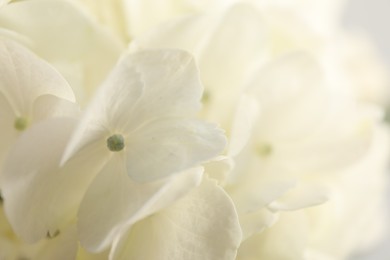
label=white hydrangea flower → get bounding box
[0,0,388,259]
[0,0,124,103]
[1,49,238,258]
[237,123,390,260]
[77,0,225,41]
[0,38,77,173]
[129,1,389,258]
[61,49,226,183]
[130,4,267,129]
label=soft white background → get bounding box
[343,0,390,259]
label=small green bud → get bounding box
[107,134,125,152]
[14,117,28,131]
[202,90,211,104]
[257,143,272,157]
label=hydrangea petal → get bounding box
[133,4,267,123]
[0,38,76,169]
[228,94,260,157]
[268,184,329,211]
[1,118,108,242]
[0,0,124,100]
[78,155,203,252]
[33,94,80,121]
[0,0,10,9]
[134,3,267,91]
[240,209,278,241]
[247,52,373,173]
[62,50,204,165]
[198,4,267,93]
[204,155,234,184]
[247,52,327,141]
[237,211,308,260]
[0,38,75,114]
[126,118,226,182]
[33,224,78,260]
[131,11,210,54]
[0,92,15,167]
[110,178,242,260]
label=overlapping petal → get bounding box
[126,118,225,182]
[0,0,124,100]
[133,4,267,124]
[110,178,242,260]
[78,155,203,252]
[0,38,77,168]
[0,38,75,114]
[1,118,107,242]
[63,50,225,182]
[238,211,308,260]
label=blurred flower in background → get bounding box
[343,0,390,259]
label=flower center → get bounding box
[257,143,272,157]
[201,90,211,104]
[107,134,125,152]
[14,117,28,131]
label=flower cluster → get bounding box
[0,0,389,259]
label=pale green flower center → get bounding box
[385,105,390,123]
[107,134,125,152]
[257,143,272,157]
[201,90,211,104]
[14,117,29,131]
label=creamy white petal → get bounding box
[0,27,31,46]
[133,4,267,124]
[60,56,144,165]
[0,91,16,167]
[204,155,234,184]
[32,94,80,121]
[126,118,226,182]
[110,178,242,260]
[238,211,308,260]
[78,155,203,252]
[124,0,180,38]
[33,224,78,260]
[246,52,373,173]
[228,94,260,157]
[198,4,267,92]
[131,11,211,55]
[1,118,108,242]
[120,50,203,127]
[246,52,327,141]
[228,179,296,213]
[76,248,110,260]
[0,0,10,9]
[0,38,75,115]
[239,208,278,241]
[62,50,203,165]
[268,184,329,211]
[270,112,374,174]
[0,0,124,100]
[134,3,267,91]
[0,38,77,171]
[78,0,129,42]
[123,0,210,38]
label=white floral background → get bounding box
[0,0,388,259]
[344,1,390,259]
